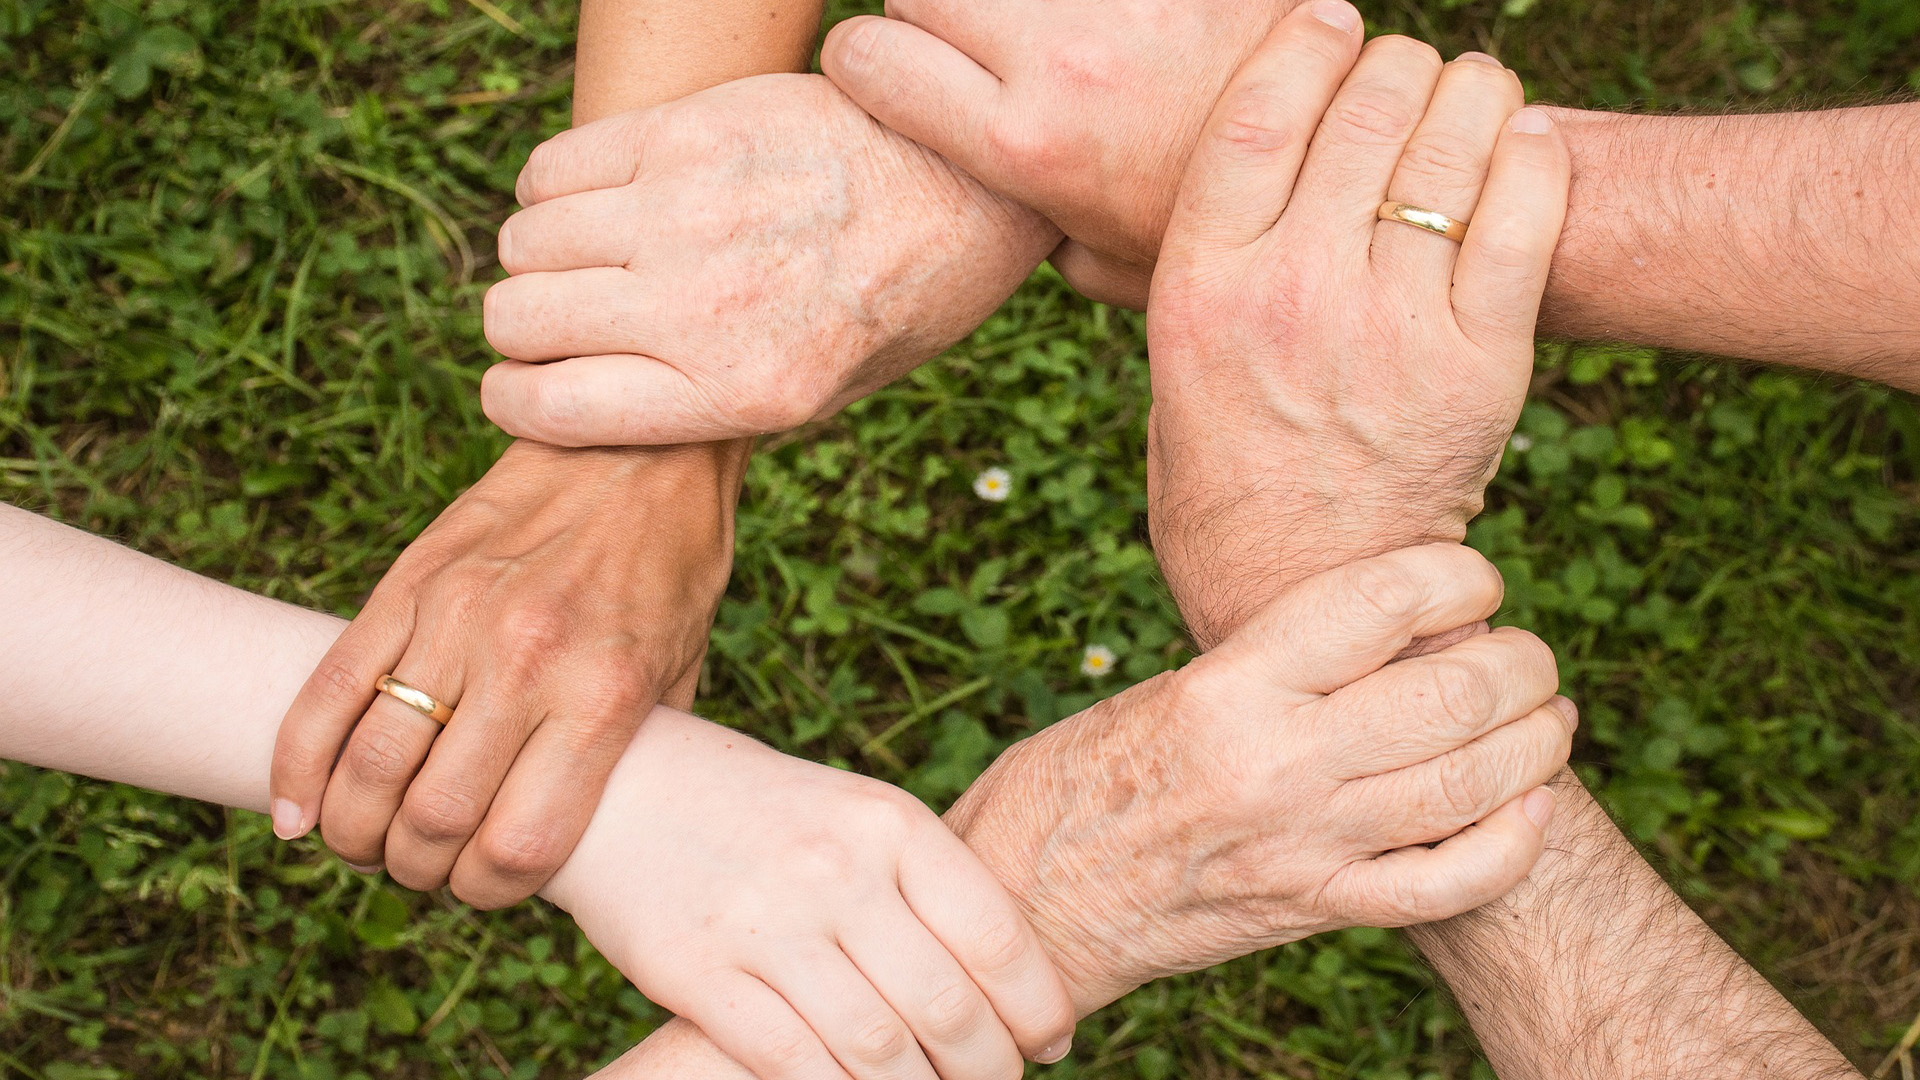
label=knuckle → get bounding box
[1373,870,1435,926]
[738,378,819,435]
[1340,558,1425,626]
[1215,85,1304,156]
[967,909,1032,977]
[833,16,893,74]
[985,118,1060,178]
[495,603,570,655]
[474,820,569,882]
[1326,87,1422,147]
[1471,226,1540,276]
[1498,628,1559,684]
[526,372,584,436]
[1398,134,1484,184]
[846,1014,914,1066]
[1042,35,1119,93]
[307,655,376,714]
[400,785,486,845]
[1425,660,1498,731]
[791,834,860,883]
[761,1023,819,1076]
[1432,747,1494,823]
[343,724,423,787]
[920,981,986,1042]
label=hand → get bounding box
[270,439,742,908]
[1141,13,1571,647]
[542,708,1078,1080]
[822,0,1307,307]
[480,72,1061,446]
[579,545,1572,1080]
[947,545,1572,1009]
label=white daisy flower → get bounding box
[973,467,1013,503]
[1080,644,1117,678]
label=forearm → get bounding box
[1408,771,1859,1079]
[574,0,824,122]
[545,0,827,532]
[0,504,339,809]
[1544,103,1920,388]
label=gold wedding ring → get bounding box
[375,674,455,725]
[1378,201,1470,243]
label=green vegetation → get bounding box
[2,0,1917,1076]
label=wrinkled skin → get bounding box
[824,0,1306,306]
[481,73,1058,446]
[1142,15,1571,645]
[273,440,740,908]
[582,545,1574,1079]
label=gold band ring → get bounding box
[375,674,455,725]
[1378,202,1470,243]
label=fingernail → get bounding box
[1311,0,1362,32]
[346,862,383,875]
[1549,695,1580,728]
[1510,107,1553,135]
[270,798,308,841]
[1035,1038,1073,1065]
[1456,51,1503,66]
[1523,788,1556,828]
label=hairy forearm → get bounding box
[1544,103,1920,387]
[1408,771,1859,1079]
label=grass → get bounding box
[1,0,1917,1076]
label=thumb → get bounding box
[823,17,1029,200]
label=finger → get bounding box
[270,597,414,840]
[380,681,537,893]
[680,973,859,1080]
[447,702,636,909]
[899,834,1077,1063]
[1328,785,1556,926]
[1320,626,1561,774]
[1370,52,1522,281]
[1354,697,1576,849]
[1450,106,1572,350]
[754,950,933,1080]
[497,187,644,275]
[1160,0,1366,258]
[841,915,1024,1080]
[1210,544,1507,696]
[483,267,664,363]
[480,356,730,447]
[1285,35,1445,248]
[822,18,1018,196]
[317,646,463,868]
[514,110,659,207]
[1049,240,1150,311]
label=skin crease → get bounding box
[269,0,836,916]
[482,74,1059,445]
[0,505,1565,1079]
[1127,8,1865,1080]
[280,0,1873,1068]
[299,7,1088,1080]
[820,1,1920,381]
